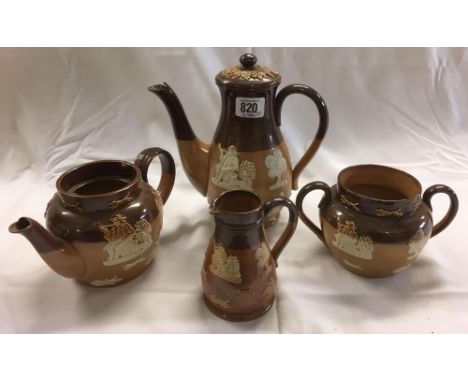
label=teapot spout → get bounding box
[9,217,86,279]
[148,82,210,196]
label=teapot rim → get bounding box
[56,159,142,200]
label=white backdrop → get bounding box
[0,47,467,333]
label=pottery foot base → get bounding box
[203,294,274,322]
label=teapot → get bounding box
[149,53,328,226]
[9,147,175,287]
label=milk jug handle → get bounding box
[263,197,298,266]
[134,147,176,204]
[274,84,329,190]
[422,184,458,238]
[295,181,332,243]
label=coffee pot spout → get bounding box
[9,217,86,279]
[148,82,210,195]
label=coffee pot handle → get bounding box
[274,84,329,190]
[422,184,459,238]
[263,197,298,266]
[295,181,332,242]
[134,147,176,204]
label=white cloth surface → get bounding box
[0,47,467,333]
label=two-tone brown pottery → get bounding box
[296,165,458,278]
[149,53,328,226]
[9,147,175,287]
[202,190,298,321]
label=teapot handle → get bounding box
[422,184,458,238]
[134,147,176,204]
[263,197,298,266]
[295,181,332,242]
[274,84,329,189]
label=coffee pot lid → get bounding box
[216,53,281,87]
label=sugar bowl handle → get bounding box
[422,184,459,238]
[274,84,329,190]
[263,197,298,266]
[134,147,176,204]
[296,181,332,242]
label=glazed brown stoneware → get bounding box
[149,53,328,225]
[296,165,458,278]
[9,147,175,287]
[201,190,298,321]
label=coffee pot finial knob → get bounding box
[240,53,257,69]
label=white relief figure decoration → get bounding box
[255,242,269,267]
[407,229,428,260]
[209,243,242,284]
[211,144,256,191]
[208,294,232,309]
[392,264,412,274]
[332,218,374,260]
[123,256,148,271]
[344,259,363,271]
[265,148,288,190]
[90,275,123,287]
[261,279,277,300]
[151,188,164,213]
[255,242,272,278]
[97,214,153,267]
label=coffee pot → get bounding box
[149,53,328,225]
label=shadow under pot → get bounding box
[296,164,458,278]
[9,147,175,287]
[202,190,298,321]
